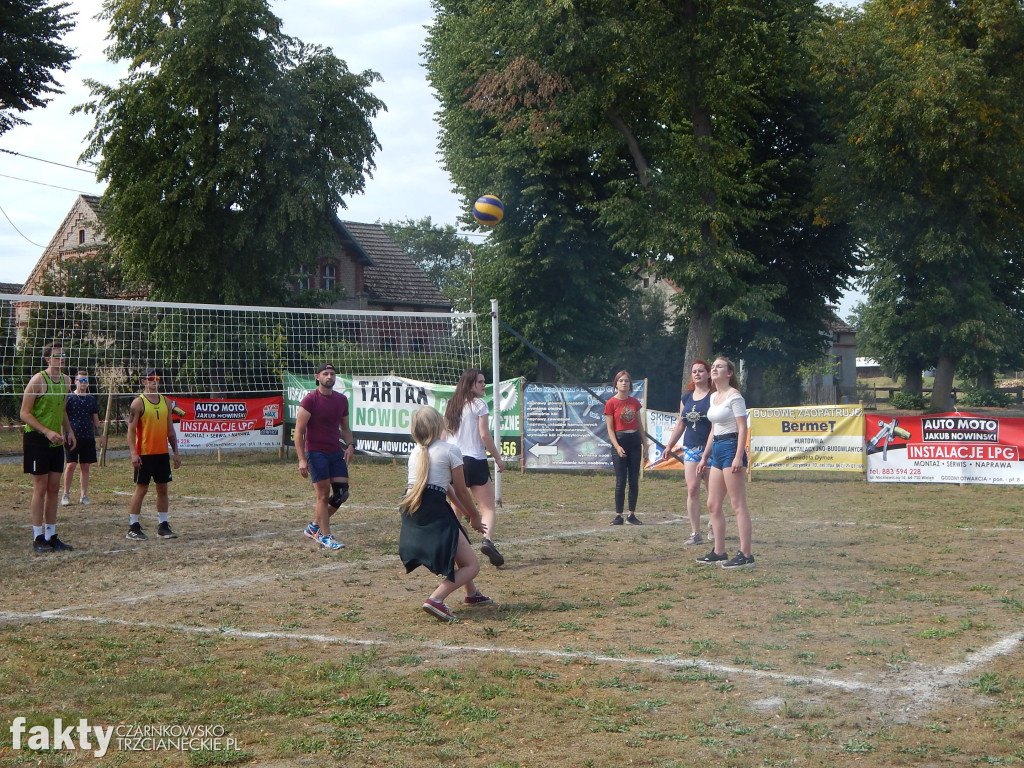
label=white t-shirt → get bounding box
[407,439,464,487]
[707,391,747,437]
[451,398,489,460]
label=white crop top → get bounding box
[706,391,747,437]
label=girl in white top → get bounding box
[444,369,506,567]
[400,407,489,622]
[695,357,754,569]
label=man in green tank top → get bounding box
[21,342,77,553]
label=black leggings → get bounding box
[612,431,642,515]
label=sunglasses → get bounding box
[145,375,161,381]
[76,377,89,382]
[50,353,66,358]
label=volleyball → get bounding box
[472,195,504,226]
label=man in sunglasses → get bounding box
[20,342,76,553]
[125,368,181,541]
[62,369,106,506]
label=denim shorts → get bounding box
[707,436,747,470]
[307,450,348,483]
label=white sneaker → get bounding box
[61,493,70,506]
[80,495,91,505]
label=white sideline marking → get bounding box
[1,610,1020,709]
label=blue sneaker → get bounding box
[303,522,320,540]
[319,533,344,551]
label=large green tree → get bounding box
[77,0,384,305]
[0,0,75,134]
[812,0,1024,410]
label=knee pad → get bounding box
[329,482,350,508]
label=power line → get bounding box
[0,147,97,174]
[0,202,45,248]
[0,172,98,194]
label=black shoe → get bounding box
[48,534,74,552]
[126,522,148,541]
[480,538,505,567]
[721,552,755,570]
[157,521,178,539]
[696,550,728,565]
[610,515,624,525]
[33,535,53,553]
[626,514,643,525]
[329,487,350,508]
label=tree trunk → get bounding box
[685,306,713,379]
[930,357,957,411]
[903,369,923,395]
[976,369,995,390]
[745,363,765,407]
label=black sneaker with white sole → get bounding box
[157,521,178,539]
[721,551,755,569]
[126,522,148,541]
[695,550,728,565]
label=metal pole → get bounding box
[491,298,502,506]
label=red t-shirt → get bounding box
[604,396,642,432]
[299,388,349,453]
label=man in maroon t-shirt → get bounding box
[294,363,355,550]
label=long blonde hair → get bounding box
[400,407,445,514]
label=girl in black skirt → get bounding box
[400,407,491,622]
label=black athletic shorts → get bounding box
[462,455,492,488]
[134,454,173,485]
[65,438,98,464]
[24,431,65,475]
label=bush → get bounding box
[957,388,1012,408]
[888,391,927,410]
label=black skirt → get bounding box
[399,488,469,583]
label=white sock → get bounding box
[44,524,55,540]
[157,513,168,525]
[130,514,140,525]
[33,525,44,539]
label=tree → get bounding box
[381,217,473,312]
[812,0,1024,410]
[0,0,75,134]
[77,0,384,305]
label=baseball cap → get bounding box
[144,367,160,378]
[316,363,336,374]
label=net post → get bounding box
[491,298,502,506]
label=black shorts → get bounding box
[134,454,173,485]
[462,455,492,488]
[24,431,65,475]
[65,438,98,464]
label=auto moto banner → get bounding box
[172,396,284,449]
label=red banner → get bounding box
[171,396,283,449]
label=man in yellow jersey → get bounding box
[126,368,181,541]
[21,342,77,553]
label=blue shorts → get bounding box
[707,436,747,470]
[308,450,349,483]
[682,445,704,464]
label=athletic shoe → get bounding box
[480,538,504,567]
[721,552,756,570]
[303,521,320,540]
[683,532,703,546]
[48,535,74,552]
[157,521,178,539]
[319,533,345,550]
[696,550,728,565]
[126,522,148,541]
[79,495,91,505]
[61,493,70,506]
[328,486,350,508]
[33,535,53,553]
[626,514,643,525]
[422,598,457,622]
[610,515,624,525]
[464,591,493,606]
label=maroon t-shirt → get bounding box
[299,388,349,453]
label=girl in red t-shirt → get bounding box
[603,369,646,525]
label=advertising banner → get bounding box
[645,408,685,471]
[172,396,283,450]
[748,405,864,472]
[523,381,646,470]
[283,373,522,458]
[865,412,1024,484]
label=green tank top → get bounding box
[26,371,68,442]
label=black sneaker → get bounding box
[696,550,728,565]
[610,515,624,525]
[626,514,643,525]
[721,552,755,570]
[157,521,178,539]
[126,522,148,541]
[48,535,74,552]
[480,538,505,567]
[33,535,53,553]
[328,486,350,508]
